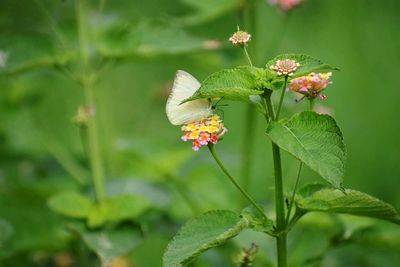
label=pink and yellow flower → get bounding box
[288,72,332,100]
[181,115,227,151]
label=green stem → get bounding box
[242,46,253,66]
[76,0,106,204]
[285,162,302,224]
[309,98,316,111]
[99,0,106,12]
[264,94,287,267]
[83,79,106,203]
[275,76,288,120]
[208,144,266,219]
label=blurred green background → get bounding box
[0,0,399,266]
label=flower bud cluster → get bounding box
[288,72,332,100]
[181,115,227,151]
[229,31,251,46]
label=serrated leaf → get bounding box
[163,210,249,267]
[184,66,266,103]
[48,192,94,219]
[266,54,339,78]
[296,184,400,224]
[70,223,142,266]
[180,0,239,25]
[266,111,346,187]
[87,195,151,228]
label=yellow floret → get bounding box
[208,126,219,133]
[199,125,209,132]
[188,131,200,139]
[186,123,199,131]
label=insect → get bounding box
[166,70,213,125]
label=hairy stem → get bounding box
[208,144,266,219]
[77,0,106,204]
[264,93,287,267]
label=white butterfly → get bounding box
[166,70,213,125]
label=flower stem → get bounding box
[242,46,253,66]
[264,93,287,267]
[309,98,315,111]
[275,76,288,120]
[77,0,106,204]
[208,144,266,219]
[285,162,302,224]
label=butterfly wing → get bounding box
[166,70,212,125]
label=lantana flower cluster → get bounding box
[270,59,300,77]
[229,31,251,46]
[288,72,332,100]
[181,115,227,151]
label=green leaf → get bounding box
[266,53,339,77]
[70,223,142,266]
[296,184,400,224]
[87,195,152,228]
[106,179,171,209]
[266,111,346,187]
[0,34,76,76]
[163,210,250,267]
[48,191,94,219]
[180,0,239,25]
[97,20,210,59]
[240,206,274,234]
[184,66,269,103]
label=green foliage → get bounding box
[48,191,152,228]
[70,223,142,266]
[266,54,339,77]
[296,184,400,224]
[0,34,75,76]
[48,191,94,219]
[106,179,171,209]
[97,19,211,59]
[266,111,346,187]
[0,219,13,248]
[240,206,273,234]
[184,66,266,103]
[87,195,151,228]
[180,0,239,25]
[163,210,249,267]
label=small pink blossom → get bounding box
[269,0,303,12]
